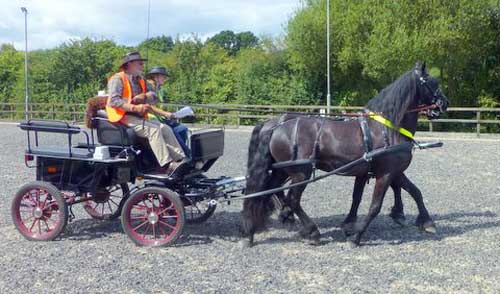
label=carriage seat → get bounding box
[94,110,138,146]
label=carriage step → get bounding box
[272,159,315,170]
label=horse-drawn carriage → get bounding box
[12,62,448,247]
[12,111,245,246]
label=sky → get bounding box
[0,0,302,51]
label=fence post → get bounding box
[429,121,433,132]
[476,111,481,137]
[52,103,56,120]
[237,110,241,128]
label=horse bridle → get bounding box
[412,71,447,114]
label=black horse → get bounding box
[240,62,448,247]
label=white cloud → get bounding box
[0,0,301,50]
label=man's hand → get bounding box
[132,93,147,104]
[150,106,174,119]
[135,104,151,115]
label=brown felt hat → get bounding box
[119,51,147,69]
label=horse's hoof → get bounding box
[347,239,360,249]
[279,215,296,225]
[307,230,321,246]
[341,222,357,237]
[346,234,361,248]
[307,238,321,246]
[419,221,437,234]
[391,215,407,227]
[238,239,253,249]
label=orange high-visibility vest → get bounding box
[106,71,147,122]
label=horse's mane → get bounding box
[365,70,417,126]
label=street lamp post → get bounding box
[21,7,29,121]
[326,0,331,114]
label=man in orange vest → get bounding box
[106,51,189,178]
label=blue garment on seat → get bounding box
[163,119,191,158]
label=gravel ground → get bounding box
[0,122,499,293]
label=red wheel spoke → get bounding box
[43,216,57,223]
[158,203,175,215]
[44,202,58,209]
[148,196,156,210]
[100,203,105,216]
[158,224,168,237]
[41,194,49,208]
[152,224,156,240]
[21,215,34,222]
[132,220,149,232]
[133,204,148,211]
[34,190,41,206]
[38,219,42,234]
[158,220,176,231]
[142,224,151,238]
[43,219,51,232]
[160,215,178,220]
[29,219,38,232]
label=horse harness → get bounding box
[271,112,414,177]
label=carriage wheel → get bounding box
[121,187,185,247]
[11,181,68,241]
[184,197,217,224]
[83,184,129,220]
[184,175,216,224]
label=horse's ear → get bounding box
[415,61,424,76]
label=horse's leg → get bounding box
[341,175,368,237]
[389,175,407,226]
[276,190,296,224]
[287,172,321,245]
[399,174,436,233]
[240,172,288,248]
[348,174,392,246]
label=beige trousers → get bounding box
[121,114,185,166]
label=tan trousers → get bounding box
[121,114,185,166]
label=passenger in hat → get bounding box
[146,66,191,158]
[106,51,190,178]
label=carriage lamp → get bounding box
[24,155,34,161]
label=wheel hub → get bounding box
[33,207,43,219]
[147,212,159,224]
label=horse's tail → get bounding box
[241,121,276,235]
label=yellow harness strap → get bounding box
[368,113,414,140]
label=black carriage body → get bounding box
[35,156,134,193]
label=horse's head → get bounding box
[414,62,449,119]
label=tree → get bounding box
[0,44,23,103]
[207,30,260,55]
[49,38,125,102]
[138,35,174,53]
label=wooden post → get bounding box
[237,111,241,128]
[476,111,481,137]
[429,121,433,132]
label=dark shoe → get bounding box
[166,158,191,179]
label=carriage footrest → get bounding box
[272,159,315,170]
